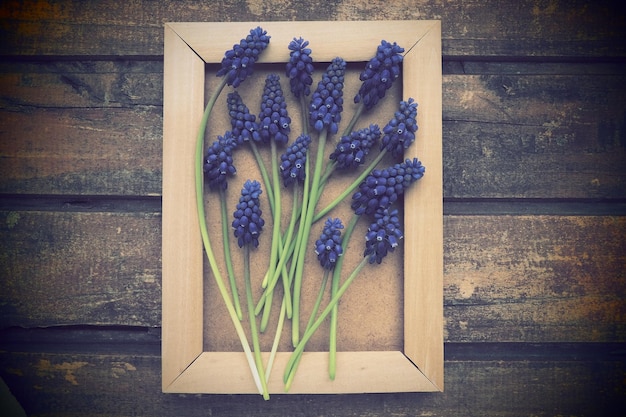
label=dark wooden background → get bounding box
[1,1,625,415]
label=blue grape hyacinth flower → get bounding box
[381,98,418,159]
[232,180,265,248]
[309,57,346,134]
[355,40,404,110]
[203,131,238,191]
[329,124,381,169]
[351,157,425,215]
[227,91,261,144]
[258,74,291,146]
[286,37,314,98]
[364,207,403,264]
[279,134,311,187]
[314,218,344,270]
[217,26,270,88]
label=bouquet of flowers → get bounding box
[194,27,425,399]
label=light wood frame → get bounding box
[162,20,442,394]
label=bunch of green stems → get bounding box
[198,67,396,398]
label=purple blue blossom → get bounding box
[364,207,403,264]
[314,218,344,270]
[355,40,404,110]
[227,91,260,144]
[232,180,265,248]
[203,131,238,191]
[329,124,381,169]
[286,37,314,98]
[309,57,346,134]
[279,134,311,187]
[216,26,270,88]
[351,157,425,215]
[381,98,418,158]
[258,74,291,146]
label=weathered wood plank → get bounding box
[443,71,626,198]
[0,346,623,416]
[2,211,624,343]
[0,211,162,327]
[0,0,624,58]
[445,215,626,342]
[0,61,163,108]
[0,107,162,195]
[0,60,163,195]
[2,62,624,197]
[443,121,626,199]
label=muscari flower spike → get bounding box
[364,207,403,264]
[279,134,311,187]
[329,124,381,169]
[314,218,344,270]
[351,157,425,215]
[309,57,346,134]
[355,40,404,110]
[227,91,260,144]
[204,131,238,191]
[381,98,418,159]
[286,37,314,98]
[216,26,270,88]
[258,74,291,146]
[232,180,265,248]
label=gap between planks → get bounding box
[2,195,626,216]
[1,326,624,362]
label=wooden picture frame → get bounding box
[162,20,442,394]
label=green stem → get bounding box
[289,149,311,320]
[283,267,330,389]
[264,294,287,382]
[248,140,274,216]
[244,245,270,400]
[255,185,300,318]
[319,160,337,189]
[328,213,360,380]
[284,256,370,389]
[259,140,283,331]
[341,101,365,137]
[292,128,328,347]
[194,77,263,396]
[220,188,242,321]
[306,269,330,333]
[299,94,309,136]
[313,148,388,223]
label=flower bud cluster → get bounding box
[204,131,238,191]
[315,218,344,270]
[286,37,314,98]
[364,207,403,264]
[309,57,346,134]
[351,157,425,215]
[259,74,291,146]
[381,98,418,158]
[227,91,260,144]
[355,40,404,110]
[329,124,381,169]
[217,27,270,88]
[279,134,311,187]
[232,180,265,248]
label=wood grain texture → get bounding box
[2,62,624,197]
[0,0,625,412]
[443,73,626,198]
[0,0,624,58]
[445,215,626,342]
[0,347,623,416]
[2,211,624,344]
[0,211,162,328]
